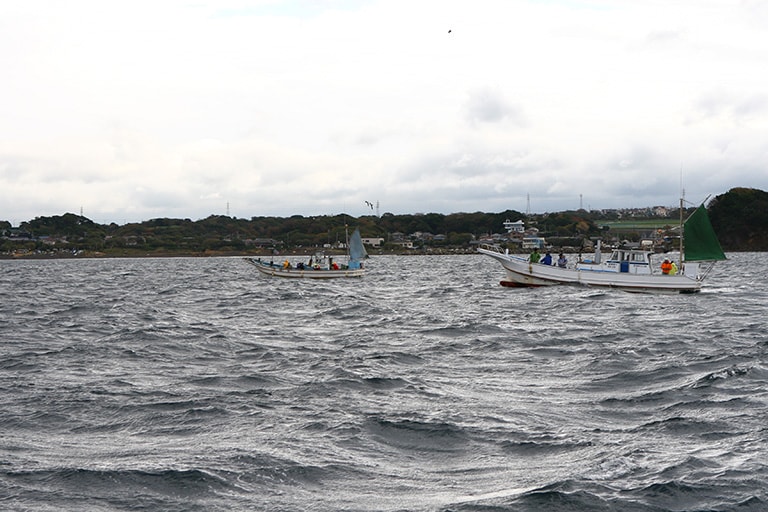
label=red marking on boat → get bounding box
[500,280,541,288]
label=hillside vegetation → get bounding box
[708,187,768,251]
[2,187,766,256]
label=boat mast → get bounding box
[345,223,350,260]
[679,196,684,262]
[679,169,685,263]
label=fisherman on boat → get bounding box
[670,261,678,275]
[661,258,672,275]
[529,248,541,264]
[540,252,553,265]
[557,253,567,268]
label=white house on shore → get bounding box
[361,237,385,248]
[503,219,525,233]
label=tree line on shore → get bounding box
[2,187,766,256]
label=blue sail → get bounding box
[348,228,367,269]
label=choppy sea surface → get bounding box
[1,253,766,511]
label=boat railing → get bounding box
[478,243,505,254]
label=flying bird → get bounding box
[365,201,374,210]
[448,29,452,33]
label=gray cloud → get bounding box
[693,91,768,122]
[463,89,527,126]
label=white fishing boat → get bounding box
[244,227,368,279]
[478,201,726,294]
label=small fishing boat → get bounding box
[478,201,726,294]
[244,227,368,279]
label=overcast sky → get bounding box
[2,0,767,225]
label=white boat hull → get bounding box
[478,247,701,294]
[244,258,365,279]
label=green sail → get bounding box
[684,205,726,261]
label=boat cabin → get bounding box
[605,248,653,274]
[576,247,653,274]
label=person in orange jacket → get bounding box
[661,258,672,275]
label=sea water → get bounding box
[1,253,766,511]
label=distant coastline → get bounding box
[3,187,768,255]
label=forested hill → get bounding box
[708,187,768,251]
[2,187,767,254]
